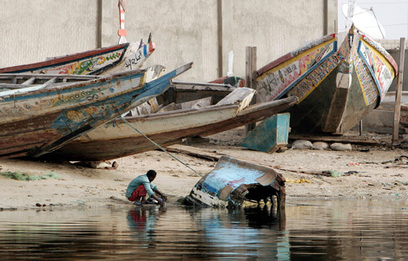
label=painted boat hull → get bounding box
[185,156,286,208]
[46,92,297,161]
[257,27,398,134]
[0,40,155,75]
[0,63,191,158]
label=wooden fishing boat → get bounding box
[0,35,155,75]
[0,63,192,159]
[257,25,398,134]
[184,156,286,209]
[45,83,297,161]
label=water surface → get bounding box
[0,199,407,260]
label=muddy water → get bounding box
[0,198,407,260]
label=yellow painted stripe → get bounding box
[361,39,396,79]
[258,38,337,82]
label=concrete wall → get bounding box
[0,1,99,65]
[0,0,338,82]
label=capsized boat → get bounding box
[45,82,297,161]
[0,63,192,158]
[184,156,286,209]
[0,35,155,75]
[257,25,398,134]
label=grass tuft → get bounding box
[0,171,60,181]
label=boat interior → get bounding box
[125,82,254,117]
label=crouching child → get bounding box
[126,170,167,206]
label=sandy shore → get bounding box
[1,128,407,210]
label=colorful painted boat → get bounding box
[45,83,297,161]
[257,26,398,134]
[184,156,286,209]
[0,35,155,75]
[0,63,192,159]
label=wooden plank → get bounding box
[245,46,257,135]
[44,77,58,87]
[392,37,406,146]
[217,0,223,77]
[166,145,222,161]
[22,77,36,85]
[0,83,35,89]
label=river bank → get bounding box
[1,128,407,210]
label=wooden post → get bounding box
[245,46,257,136]
[217,0,223,78]
[96,0,102,48]
[392,37,406,146]
[359,119,363,136]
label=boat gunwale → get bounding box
[0,67,154,99]
[256,33,337,76]
[0,43,130,74]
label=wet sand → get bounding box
[1,128,407,210]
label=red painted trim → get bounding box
[0,43,129,73]
[256,33,336,76]
[256,53,293,76]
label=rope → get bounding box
[119,116,203,177]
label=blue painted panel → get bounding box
[241,113,290,153]
[202,161,264,195]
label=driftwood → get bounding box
[166,145,223,161]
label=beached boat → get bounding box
[45,83,297,161]
[0,63,192,159]
[257,25,398,134]
[0,35,155,75]
[184,156,286,209]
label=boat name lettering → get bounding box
[125,51,143,68]
[282,64,298,77]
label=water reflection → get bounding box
[127,206,166,241]
[244,205,286,230]
[187,205,289,260]
[0,199,407,260]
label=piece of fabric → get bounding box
[126,174,157,198]
[128,184,147,201]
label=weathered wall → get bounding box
[0,0,338,81]
[0,1,98,65]
[221,0,337,81]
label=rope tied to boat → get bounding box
[119,116,203,177]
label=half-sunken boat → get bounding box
[0,63,192,159]
[257,25,398,134]
[46,83,297,161]
[0,35,155,75]
[184,156,286,209]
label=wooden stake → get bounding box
[392,37,406,146]
[359,119,363,136]
[245,46,257,135]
